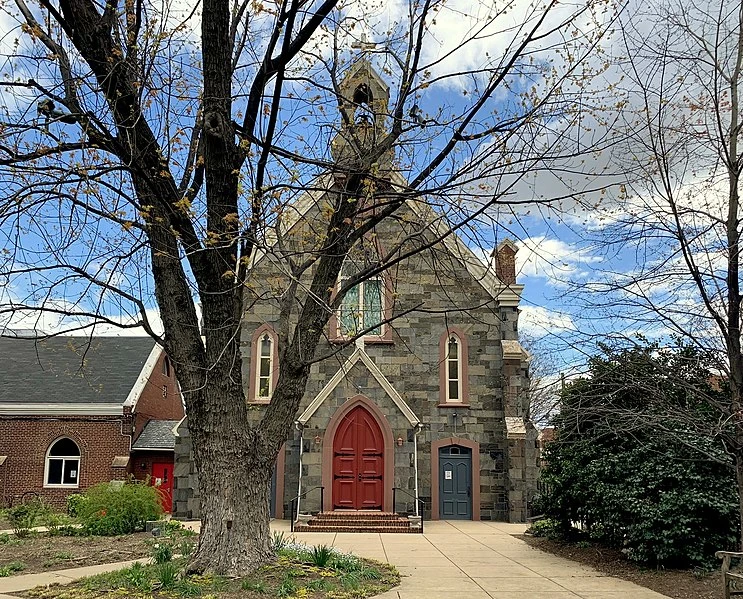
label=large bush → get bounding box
[6,499,52,537]
[78,480,162,535]
[543,344,739,568]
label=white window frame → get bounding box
[44,438,81,488]
[446,335,463,403]
[255,332,274,400]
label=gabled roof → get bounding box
[298,346,420,426]
[253,172,523,307]
[0,336,158,412]
[132,419,181,450]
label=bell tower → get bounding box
[330,35,394,180]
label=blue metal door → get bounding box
[439,445,472,519]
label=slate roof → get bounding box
[0,336,157,405]
[132,419,180,450]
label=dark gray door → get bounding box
[439,445,472,519]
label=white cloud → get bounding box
[516,236,601,281]
[519,305,575,337]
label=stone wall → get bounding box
[173,201,538,522]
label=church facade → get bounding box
[173,59,538,523]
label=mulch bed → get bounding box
[518,535,720,599]
[0,532,152,575]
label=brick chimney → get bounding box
[491,239,518,285]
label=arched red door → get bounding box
[332,405,384,510]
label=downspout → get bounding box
[413,423,423,517]
[294,421,304,520]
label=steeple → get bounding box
[330,37,394,180]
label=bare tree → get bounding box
[0,0,617,574]
[566,0,743,546]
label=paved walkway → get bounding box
[278,520,670,599]
[0,520,670,599]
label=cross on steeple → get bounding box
[351,33,377,52]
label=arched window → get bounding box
[256,333,274,399]
[249,325,278,402]
[446,335,462,402]
[338,260,383,337]
[45,438,80,487]
[332,239,393,343]
[439,329,470,406]
[353,84,375,125]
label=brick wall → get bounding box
[0,415,132,509]
[133,352,184,438]
[130,450,173,482]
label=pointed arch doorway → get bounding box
[322,396,394,511]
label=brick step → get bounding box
[313,511,400,520]
[295,524,418,533]
[307,519,411,527]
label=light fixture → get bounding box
[314,435,322,445]
[396,436,404,447]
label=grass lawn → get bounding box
[19,544,400,599]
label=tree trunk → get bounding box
[180,360,277,575]
[738,458,743,551]
[188,447,274,574]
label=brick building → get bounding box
[174,58,538,524]
[0,336,183,509]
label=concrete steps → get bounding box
[294,511,421,533]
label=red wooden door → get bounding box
[151,462,173,513]
[332,405,384,510]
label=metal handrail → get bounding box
[392,487,426,534]
[289,486,324,533]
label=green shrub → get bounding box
[0,561,26,577]
[241,579,267,593]
[121,562,151,592]
[276,578,296,598]
[66,494,87,517]
[544,344,740,568]
[271,530,293,550]
[7,499,51,537]
[329,552,363,572]
[155,562,179,589]
[58,524,86,537]
[78,480,162,535]
[308,544,334,567]
[151,541,173,564]
[146,522,196,562]
[528,518,562,540]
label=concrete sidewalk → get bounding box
[281,520,671,599]
[0,520,670,599]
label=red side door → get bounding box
[332,405,384,510]
[151,461,173,513]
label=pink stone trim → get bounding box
[321,395,394,512]
[438,328,470,407]
[431,437,480,521]
[247,324,279,403]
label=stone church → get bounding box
[174,57,538,525]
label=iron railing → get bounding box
[392,487,426,534]
[289,486,324,533]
